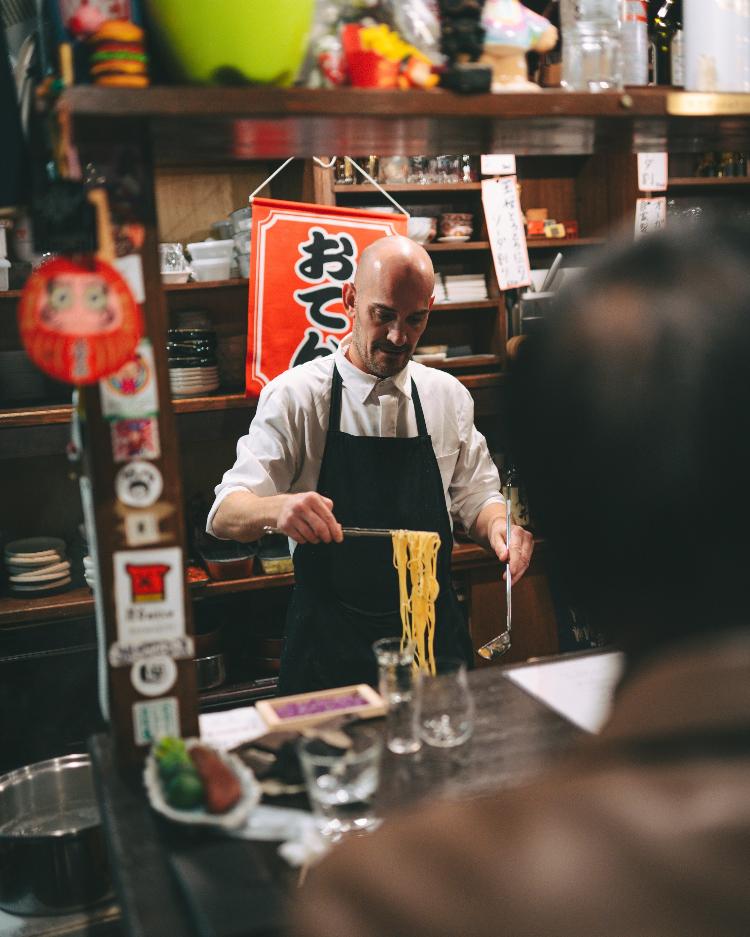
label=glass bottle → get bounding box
[649,0,680,86]
[504,462,531,529]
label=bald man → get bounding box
[208,235,533,693]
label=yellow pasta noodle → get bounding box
[392,529,441,675]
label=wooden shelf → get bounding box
[163,278,248,292]
[667,176,750,188]
[334,182,482,193]
[426,241,490,253]
[0,369,502,428]
[422,354,501,372]
[0,542,500,626]
[527,237,606,249]
[62,87,750,159]
[432,300,498,311]
[0,290,22,300]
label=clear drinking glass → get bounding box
[297,728,383,841]
[559,0,623,92]
[373,637,422,754]
[419,658,475,748]
[158,242,189,273]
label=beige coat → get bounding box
[291,634,750,937]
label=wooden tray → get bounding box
[256,683,385,732]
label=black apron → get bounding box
[278,364,473,695]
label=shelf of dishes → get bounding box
[0,541,500,627]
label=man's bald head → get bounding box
[343,235,435,378]
[355,235,435,297]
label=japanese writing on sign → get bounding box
[246,198,407,397]
[481,177,531,291]
[291,227,356,367]
[637,153,669,192]
[634,197,667,238]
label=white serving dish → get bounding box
[190,257,232,281]
[143,739,261,830]
[407,216,437,244]
[161,270,191,285]
[187,239,234,261]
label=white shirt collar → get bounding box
[335,334,413,404]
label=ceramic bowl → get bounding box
[407,217,437,244]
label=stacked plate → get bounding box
[5,537,71,597]
[167,328,220,397]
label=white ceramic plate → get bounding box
[437,235,471,242]
[143,739,261,830]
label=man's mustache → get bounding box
[375,342,409,353]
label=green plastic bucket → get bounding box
[143,0,316,85]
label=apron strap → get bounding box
[411,379,428,437]
[330,364,344,431]
[330,364,428,437]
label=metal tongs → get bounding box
[477,494,512,660]
[263,525,408,539]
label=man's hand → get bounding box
[276,492,344,545]
[488,512,534,583]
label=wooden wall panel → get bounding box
[154,163,271,244]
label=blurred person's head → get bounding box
[510,221,750,665]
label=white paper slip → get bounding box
[199,705,269,751]
[637,153,669,192]
[634,197,667,239]
[506,650,625,733]
[482,176,531,290]
[481,154,517,176]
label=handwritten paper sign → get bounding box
[637,153,668,192]
[634,197,667,238]
[482,176,531,290]
[481,154,517,176]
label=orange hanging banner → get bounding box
[246,197,407,398]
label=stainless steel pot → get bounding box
[0,754,112,915]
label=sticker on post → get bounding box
[481,154,516,176]
[634,197,667,238]
[115,460,163,508]
[113,547,185,647]
[116,500,174,547]
[109,636,195,668]
[100,338,159,420]
[482,176,531,290]
[111,417,161,462]
[637,153,668,192]
[131,655,177,698]
[133,697,180,746]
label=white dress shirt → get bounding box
[207,335,503,537]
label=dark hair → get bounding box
[510,221,750,660]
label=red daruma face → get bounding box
[18,256,142,385]
[40,274,123,334]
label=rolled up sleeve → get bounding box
[206,382,300,536]
[448,387,504,531]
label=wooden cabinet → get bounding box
[4,87,750,765]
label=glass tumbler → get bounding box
[419,658,475,748]
[298,728,383,841]
[373,637,421,754]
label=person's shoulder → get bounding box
[259,356,335,405]
[410,360,471,404]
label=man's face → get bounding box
[344,272,432,378]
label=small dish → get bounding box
[143,739,261,830]
[161,271,191,285]
[437,235,471,243]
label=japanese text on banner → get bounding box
[481,177,531,291]
[246,198,407,397]
[635,197,667,238]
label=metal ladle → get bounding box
[477,495,512,660]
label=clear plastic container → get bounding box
[560,0,622,92]
[621,0,648,86]
[187,239,233,261]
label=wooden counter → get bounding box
[89,663,583,937]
